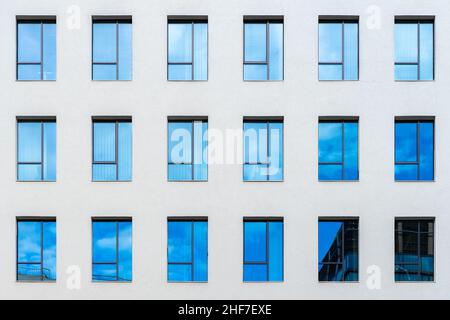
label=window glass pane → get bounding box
[319,164,342,180]
[118,221,132,281]
[18,263,42,281]
[344,220,359,281]
[193,221,208,281]
[92,222,117,263]
[419,23,433,80]
[395,164,418,181]
[93,64,117,80]
[319,263,343,282]
[18,122,42,163]
[244,23,266,62]
[42,23,56,80]
[244,122,267,164]
[244,264,267,282]
[268,222,283,281]
[42,222,56,281]
[168,221,192,263]
[93,263,117,281]
[18,64,42,80]
[319,23,342,63]
[244,64,267,80]
[395,23,418,63]
[244,222,266,262]
[93,23,117,62]
[193,122,207,181]
[18,23,41,62]
[168,122,192,164]
[168,264,192,282]
[168,164,193,181]
[268,23,283,80]
[343,23,358,80]
[319,221,343,265]
[395,122,417,162]
[395,64,418,81]
[168,64,192,80]
[244,164,269,181]
[319,64,342,80]
[18,221,41,263]
[18,164,42,181]
[43,122,56,181]
[93,164,117,181]
[268,122,283,181]
[419,122,434,180]
[168,23,192,63]
[343,122,358,180]
[319,122,342,163]
[118,23,132,80]
[193,23,208,80]
[94,122,116,162]
[118,122,132,181]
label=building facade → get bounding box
[0,0,449,299]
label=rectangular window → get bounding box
[17,117,56,181]
[92,117,132,181]
[243,16,283,81]
[395,17,434,80]
[167,218,208,282]
[168,117,208,181]
[17,218,56,281]
[318,17,358,80]
[395,218,434,282]
[167,17,208,81]
[243,117,283,181]
[318,117,358,181]
[17,17,56,80]
[395,117,434,181]
[92,218,132,282]
[243,218,283,282]
[318,218,359,282]
[92,17,132,80]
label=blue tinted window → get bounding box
[318,219,358,281]
[168,20,208,80]
[243,220,283,282]
[244,20,283,80]
[93,120,132,181]
[92,220,132,282]
[17,219,56,281]
[395,219,434,282]
[168,220,208,282]
[318,120,358,181]
[168,120,207,181]
[92,19,132,80]
[17,120,56,181]
[395,120,434,181]
[244,120,283,181]
[395,20,434,80]
[319,20,358,80]
[17,20,56,80]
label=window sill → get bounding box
[168,281,208,283]
[16,180,56,183]
[243,180,284,182]
[395,180,435,182]
[318,180,359,182]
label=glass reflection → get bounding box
[167,220,208,282]
[92,220,132,282]
[318,219,358,281]
[17,220,56,281]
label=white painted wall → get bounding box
[0,0,449,299]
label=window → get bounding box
[243,218,283,282]
[243,17,283,80]
[167,17,208,81]
[395,17,434,81]
[17,218,56,281]
[17,17,56,81]
[395,118,434,181]
[243,118,283,181]
[92,118,132,181]
[167,218,208,282]
[92,218,132,282]
[318,118,358,181]
[92,17,132,80]
[318,17,358,80]
[395,218,434,282]
[17,118,56,181]
[318,218,358,282]
[168,117,207,181]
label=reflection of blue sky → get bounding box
[318,221,342,263]
[168,23,192,62]
[93,23,117,62]
[244,222,266,262]
[319,123,342,163]
[244,23,266,62]
[319,23,342,62]
[18,23,41,62]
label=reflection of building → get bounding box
[319,222,358,281]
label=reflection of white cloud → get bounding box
[96,237,116,249]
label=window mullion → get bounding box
[341,22,345,80]
[191,22,194,80]
[417,22,421,80]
